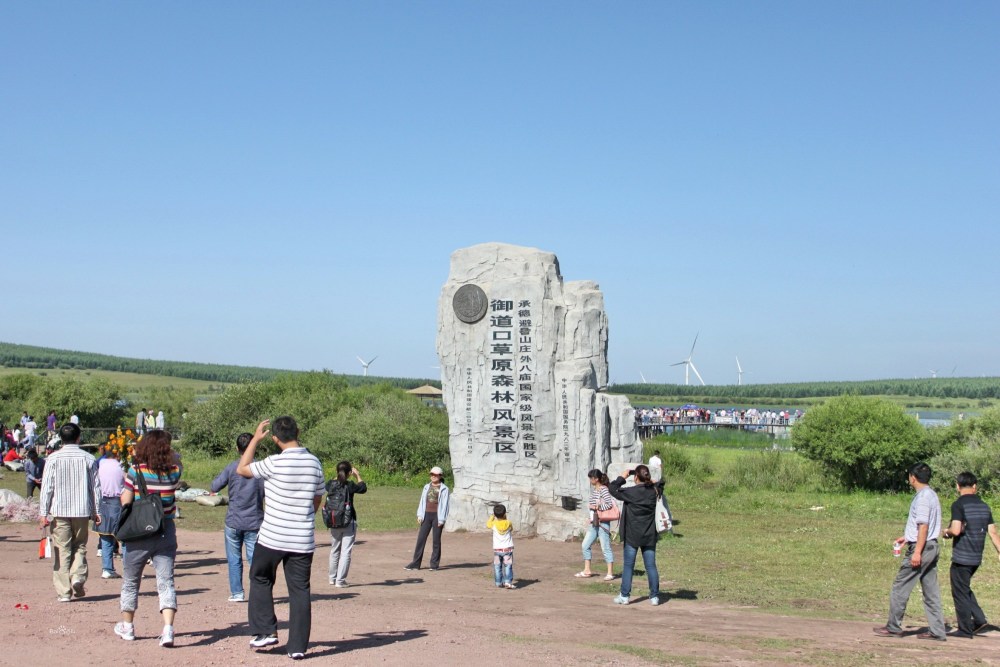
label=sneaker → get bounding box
[159,626,174,647]
[114,622,135,641]
[57,596,71,603]
[613,594,630,605]
[102,570,120,579]
[428,567,439,571]
[250,634,279,648]
[335,582,348,588]
[650,596,661,606]
[96,548,102,557]
[403,566,418,571]
[228,593,245,603]
[503,582,515,589]
[71,579,86,598]
[288,653,305,660]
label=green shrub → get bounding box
[790,395,932,491]
[720,450,827,492]
[657,443,712,483]
[929,407,1000,493]
[178,372,450,480]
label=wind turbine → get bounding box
[639,371,648,384]
[670,334,706,386]
[736,356,744,386]
[929,369,938,379]
[357,355,378,377]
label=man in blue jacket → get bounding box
[211,433,265,602]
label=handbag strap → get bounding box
[130,460,150,498]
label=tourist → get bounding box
[135,408,146,435]
[404,466,450,572]
[46,410,57,437]
[942,472,1000,638]
[873,462,946,641]
[96,452,126,579]
[326,460,367,588]
[576,469,615,580]
[24,415,37,448]
[24,449,44,498]
[155,410,165,429]
[488,503,515,588]
[38,422,101,602]
[210,432,265,602]
[144,408,156,433]
[69,414,79,425]
[237,417,324,659]
[114,429,183,646]
[609,465,663,606]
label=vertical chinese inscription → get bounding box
[489,299,516,454]
[517,300,536,458]
[465,367,474,454]
[561,378,570,462]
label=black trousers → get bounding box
[407,511,442,569]
[249,543,314,654]
[951,562,987,635]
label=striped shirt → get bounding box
[250,447,325,553]
[38,445,100,519]
[951,494,995,566]
[125,463,183,519]
[589,485,614,511]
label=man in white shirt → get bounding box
[39,423,101,602]
[237,416,324,660]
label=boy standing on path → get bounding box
[874,462,947,641]
[237,417,324,660]
[38,422,101,602]
[942,471,1000,638]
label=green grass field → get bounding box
[5,445,995,626]
[0,366,226,395]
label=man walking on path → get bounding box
[38,422,101,602]
[237,417,324,660]
[874,462,947,641]
[211,432,265,603]
[942,471,1000,638]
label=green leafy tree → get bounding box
[791,395,932,491]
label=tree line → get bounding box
[0,342,438,390]
[611,377,1000,401]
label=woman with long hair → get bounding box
[608,464,664,606]
[575,469,615,580]
[114,429,183,647]
[326,460,367,587]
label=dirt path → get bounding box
[1,523,996,666]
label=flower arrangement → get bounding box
[102,426,138,469]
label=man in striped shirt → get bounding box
[237,416,324,660]
[38,422,101,602]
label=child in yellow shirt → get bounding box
[487,504,514,589]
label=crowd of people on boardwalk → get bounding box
[634,406,802,438]
[20,409,1000,656]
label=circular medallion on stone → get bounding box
[453,284,488,324]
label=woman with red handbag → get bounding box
[575,469,617,581]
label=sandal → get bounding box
[574,572,594,578]
[603,574,615,581]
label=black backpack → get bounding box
[322,480,351,529]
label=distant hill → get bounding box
[0,342,438,390]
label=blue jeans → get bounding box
[98,497,123,573]
[582,523,614,564]
[493,549,514,586]
[620,542,659,599]
[224,525,258,596]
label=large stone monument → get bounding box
[436,242,642,540]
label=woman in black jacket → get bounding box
[608,464,664,606]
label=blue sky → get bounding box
[2,2,998,385]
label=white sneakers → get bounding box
[228,593,245,603]
[101,570,120,579]
[114,622,135,641]
[250,634,279,648]
[159,626,175,647]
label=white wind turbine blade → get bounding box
[640,371,647,384]
[689,361,706,386]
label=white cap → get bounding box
[429,466,444,475]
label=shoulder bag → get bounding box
[596,501,620,523]
[115,463,164,542]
